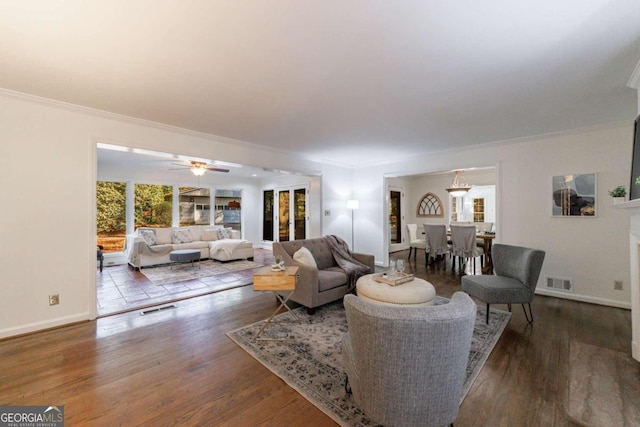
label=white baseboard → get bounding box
[0,312,92,340]
[535,288,631,310]
[633,340,639,362]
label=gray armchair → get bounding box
[273,238,374,314]
[342,292,476,427]
[461,243,545,324]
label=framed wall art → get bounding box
[552,173,596,217]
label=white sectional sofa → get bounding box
[125,225,254,268]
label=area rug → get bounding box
[226,297,511,427]
[140,259,265,285]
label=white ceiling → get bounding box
[1,1,640,167]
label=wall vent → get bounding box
[140,304,177,315]
[545,276,573,292]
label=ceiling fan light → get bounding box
[190,162,207,176]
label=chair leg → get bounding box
[507,304,512,312]
[408,247,412,260]
[345,374,352,395]
[486,303,490,324]
[522,303,534,324]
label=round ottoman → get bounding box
[356,273,436,307]
[169,249,201,269]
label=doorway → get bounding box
[264,185,309,243]
[389,187,404,252]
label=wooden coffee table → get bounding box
[252,266,299,340]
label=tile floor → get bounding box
[96,248,273,316]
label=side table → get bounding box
[252,266,299,340]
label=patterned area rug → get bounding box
[227,297,511,427]
[140,259,265,285]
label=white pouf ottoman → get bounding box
[356,273,436,307]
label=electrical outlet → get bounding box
[49,294,59,306]
[614,280,623,291]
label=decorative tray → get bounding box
[372,272,414,286]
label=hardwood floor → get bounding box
[1,250,638,426]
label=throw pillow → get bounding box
[139,229,157,246]
[202,228,219,241]
[172,229,193,244]
[217,227,232,240]
[293,246,317,268]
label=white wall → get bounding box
[0,91,348,338]
[355,123,633,308]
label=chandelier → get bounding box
[445,170,471,197]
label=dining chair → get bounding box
[450,225,483,274]
[423,224,450,266]
[406,224,428,260]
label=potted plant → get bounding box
[608,185,627,204]
[272,256,285,271]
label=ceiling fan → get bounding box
[170,161,230,176]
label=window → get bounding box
[450,197,459,222]
[96,181,126,253]
[179,187,210,226]
[215,189,242,232]
[134,184,173,229]
[473,198,485,222]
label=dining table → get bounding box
[475,232,495,273]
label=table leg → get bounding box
[254,291,300,340]
[482,238,493,274]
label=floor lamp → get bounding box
[347,200,359,249]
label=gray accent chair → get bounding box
[461,243,546,324]
[342,292,476,427]
[272,238,374,314]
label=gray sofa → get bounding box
[272,237,375,314]
[342,292,476,427]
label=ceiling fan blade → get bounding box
[206,167,230,173]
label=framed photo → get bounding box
[552,173,596,217]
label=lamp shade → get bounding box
[347,200,359,210]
